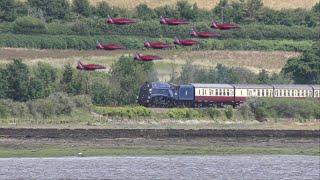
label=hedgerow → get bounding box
[0,34,312,51]
[1,19,319,40]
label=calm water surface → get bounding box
[0,155,319,180]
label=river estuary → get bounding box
[0,155,319,179]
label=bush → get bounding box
[0,103,8,118]
[94,106,151,119]
[225,106,233,119]
[167,108,188,119]
[245,98,320,121]
[13,16,47,34]
[202,108,222,120]
[71,95,93,111]
[48,92,75,116]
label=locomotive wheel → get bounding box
[150,97,172,108]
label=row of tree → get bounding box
[1,0,319,26]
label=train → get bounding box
[137,82,320,108]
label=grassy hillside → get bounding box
[0,48,300,81]
[18,0,318,10]
[88,0,317,10]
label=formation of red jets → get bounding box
[78,15,240,70]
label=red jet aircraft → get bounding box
[210,20,240,30]
[190,28,220,38]
[76,61,106,71]
[173,37,198,46]
[160,16,188,25]
[144,40,171,49]
[96,41,125,50]
[106,15,137,25]
[133,53,162,61]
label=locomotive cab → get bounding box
[137,82,176,107]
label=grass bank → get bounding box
[0,146,318,157]
[0,137,318,157]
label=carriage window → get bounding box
[248,90,251,96]
[215,89,218,96]
[223,89,226,96]
[198,89,201,95]
[262,90,265,97]
[227,89,230,96]
[241,90,243,96]
[257,90,260,96]
[219,89,222,96]
[297,90,300,97]
[275,90,278,96]
[302,90,305,97]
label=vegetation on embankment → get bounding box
[0,34,313,51]
[0,145,318,157]
[2,19,319,40]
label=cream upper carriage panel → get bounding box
[233,84,274,98]
[191,84,234,97]
[273,85,313,98]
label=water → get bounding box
[0,155,319,180]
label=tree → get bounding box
[13,16,47,34]
[95,1,111,18]
[177,60,196,84]
[257,69,269,84]
[282,41,320,84]
[5,59,30,101]
[176,0,196,20]
[244,0,264,22]
[0,0,17,22]
[109,56,157,105]
[313,2,320,13]
[72,0,91,17]
[230,0,246,23]
[27,0,70,21]
[155,5,179,18]
[29,62,58,99]
[0,68,8,98]
[212,0,233,23]
[135,4,156,20]
[60,64,74,93]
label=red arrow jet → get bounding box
[173,37,198,46]
[210,20,240,30]
[160,16,189,25]
[76,61,106,71]
[106,15,137,25]
[133,53,162,61]
[190,28,220,38]
[96,41,125,50]
[144,40,171,49]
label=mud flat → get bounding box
[0,128,319,139]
